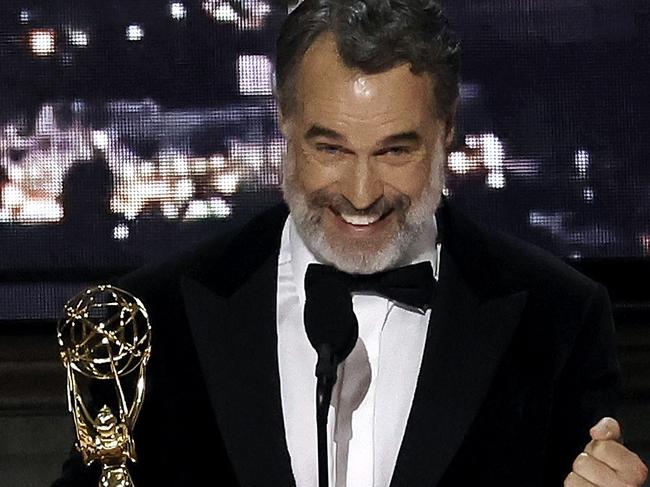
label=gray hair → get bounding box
[275,0,461,122]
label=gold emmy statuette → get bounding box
[57,285,151,487]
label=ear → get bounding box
[278,111,292,138]
[444,124,456,149]
[444,100,459,150]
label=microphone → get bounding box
[304,275,359,487]
[304,277,358,379]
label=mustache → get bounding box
[306,189,411,218]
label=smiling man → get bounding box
[281,33,448,274]
[54,1,647,486]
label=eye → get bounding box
[316,144,341,154]
[316,144,344,154]
[378,146,411,156]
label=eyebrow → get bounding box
[379,131,422,146]
[304,124,345,141]
[304,125,422,146]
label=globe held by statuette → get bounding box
[57,285,151,379]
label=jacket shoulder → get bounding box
[114,203,289,304]
[440,200,602,300]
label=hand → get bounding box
[564,417,648,486]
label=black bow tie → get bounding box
[305,261,436,310]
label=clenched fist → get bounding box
[565,417,648,487]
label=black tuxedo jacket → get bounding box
[53,200,621,486]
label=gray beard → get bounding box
[281,152,443,274]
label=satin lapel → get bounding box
[390,245,528,487]
[180,252,296,487]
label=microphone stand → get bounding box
[315,343,337,487]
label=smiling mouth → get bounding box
[330,208,393,227]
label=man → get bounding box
[54,0,647,485]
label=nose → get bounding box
[339,157,383,210]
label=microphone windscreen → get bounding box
[304,276,358,363]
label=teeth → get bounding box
[340,213,380,226]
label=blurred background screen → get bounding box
[0,0,648,319]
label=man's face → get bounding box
[281,34,453,274]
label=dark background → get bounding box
[0,0,648,485]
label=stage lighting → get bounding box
[170,2,187,20]
[481,133,505,171]
[29,29,56,57]
[113,224,130,241]
[209,197,232,218]
[575,149,590,179]
[203,0,239,23]
[237,55,273,96]
[126,25,145,42]
[69,30,89,47]
[448,151,474,175]
[486,171,506,190]
[92,130,109,150]
[215,173,239,194]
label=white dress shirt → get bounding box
[276,215,440,487]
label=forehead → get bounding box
[294,34,435,133]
